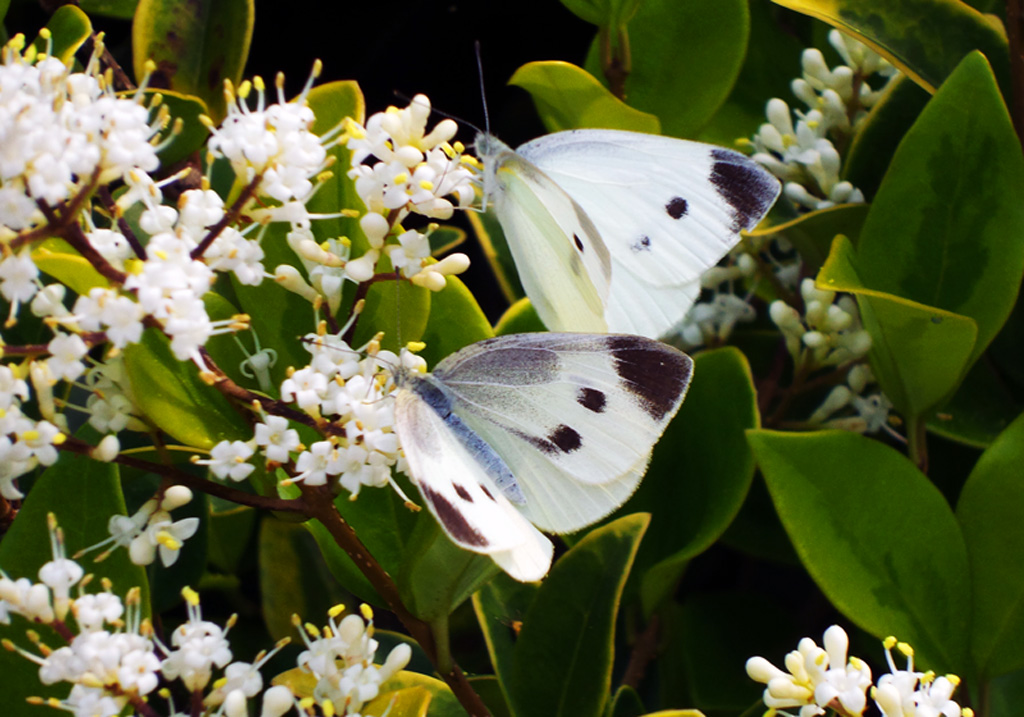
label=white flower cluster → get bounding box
[809,363,895,435]
[0,365,65,499]
[343,94,473,290]
[295,603,412,714]
[747,30,897,211]
[677,251,759,348]
[199,335,424,498]
[0,34,163,235]
[3,517,297,717]
[81,485,199,568]
[747,625,972,717]
[770,279,873,369]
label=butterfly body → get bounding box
[476,129,781,338]
[393,332,693,581]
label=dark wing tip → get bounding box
[710,148,781,232]
[606,336,693,421]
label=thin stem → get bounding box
[431,614,453,675]
[191,173,262,260]
[906,415,928,475]
[621,613,660,689]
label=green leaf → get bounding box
[508,514,649,717]
[148,490,209,614]
[748,429,971,673]
[768,0,1010,95]
[584,0,749,137]
[206,504,255,574]
[418,275,494,368]
[466,211,523,305]
[842,75,930,200]
[79,0,138,19]
[307,485,420,608]
[351,278,431,353]
[494,298,546,336]
[621,348,758,616]
[608,685,645,717]
[398,513,499,621]
[306,81,367,250]
[122,327,251,448]
[472,573,539,706]
[817,235,977,419]
[746,203,870,276]
[561,0,641,26]
[469,675,514,717]
[509,61,660,134]
[144,89,210,167]
[927,358,1024,448]
[366,671,465,717]
[31,238,108,296]
[34,5,92,63]
[855,52,1024,367]
[957,412,1024,679]
[0,451,148,713]
[132,0,254,121]
[259,517,346,641]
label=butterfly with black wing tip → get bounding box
[475,129,782,339]
[392,332,692,582]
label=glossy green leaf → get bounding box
[307,485,420,608]
[144,89,210,166]
[818,235,977,419]
[584,0,749,137]
[856,52,1024,367]
[510,61,660,134]
[133,0,254,121]
[747,203,870,276]
[366,671,464,717]
[306,81,367,250]
[472,573,539,706]
[351,278,431,353]
[748,429,971,673]
[398,512,499,621]
[561,0,641,26]
[608,685,645,717]
[79,0,138,19]
[259,517,346,641]
[494,298,545,335]
[0,451,148,713]
[927,358,1024,448]
[32,238,108,296]
[206,503,255,574]
[469,676,513,717]
[123,327,251,448]
[957,412,1024,679]
[619,348,758,616]
[990,669,1024,717]
[842,75,930,200]
[768,0,1010,94]
[698,0,805,145]
[508,514,649,717]
[34,5,91,63]
[466,211,523,304]
[418,275,494,368]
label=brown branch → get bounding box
[621,614,660,690]
[301,487,492,717]
[97,186,147,259]
[191,174,263,260]
[59,437,306,513]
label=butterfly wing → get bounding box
[432,333,693,533]
[517,129,781,338]
[476,133,611,333]
[394,375,553,582]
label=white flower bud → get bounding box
[802,331,827,348]
[161,485,193,511]
[431,253,470,276]
[746,656,786,683]
[92,434,121,462]
[274,265,319,302]
[345,250,379,283]
[810,386,852,423]
[360,212,390,247]
[260,685,295,717]
[769,301,802,330]
[224,690,248,717]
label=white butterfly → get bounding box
[475,129,781,339]
[393,332,692,582]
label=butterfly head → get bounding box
[472,132,513,207]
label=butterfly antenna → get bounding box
[475,40,490,135]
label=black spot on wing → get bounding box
[577,387,607,413]
[549,424,582,453]
[510,426,582,455]
[573,233,584,252]
[631,236,652,253]
[710,148,779,232]
[454,484,473,502]
[666,197,688,219]
[480,485,496,501]
[607,336,692,421]
[420,483,488,547]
